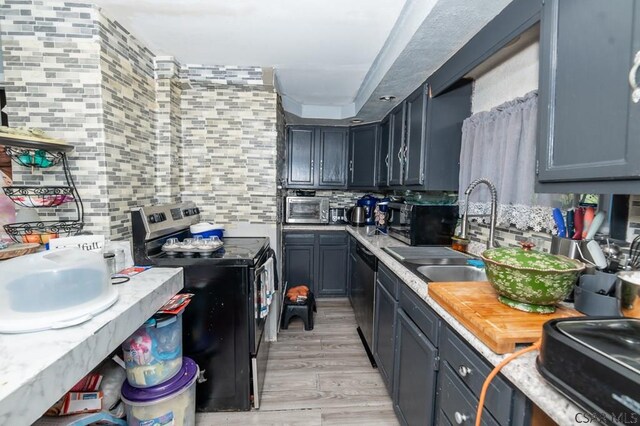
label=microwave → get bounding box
[387,203,459,246]
[285,197,329,224]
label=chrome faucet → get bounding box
[459,178,499,249]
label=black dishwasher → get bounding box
[349,242,378,356]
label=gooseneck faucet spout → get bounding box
[459,178,498,250]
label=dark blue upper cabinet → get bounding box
[348,123,379,189]
[377,116,391,187]
[317,127,348,188]
[286,126,348,189]
[287,127,315,187]
[537,0,640,193]
[389,104,406,187]
[404,85,428,186]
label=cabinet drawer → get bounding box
[440,326,513,425]
[399,283,439,345]
[438,362,500,426]
[284,233,315,245]
[318,232,347,245]
[377,263,398,299]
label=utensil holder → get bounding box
[550,236,595,265]
[574,272,620,316]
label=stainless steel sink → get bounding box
[417,265,487,282]
[383,246,472,265]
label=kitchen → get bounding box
[0,0,639,425]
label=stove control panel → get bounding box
[132,202,201,241]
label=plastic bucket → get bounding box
[122,357,198,426]
[190,223,224,239]
[122,313,183,388]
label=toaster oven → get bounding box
[285,197,329,224]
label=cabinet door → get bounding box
[349,124,378,188]
[393,309,438,426]
[538,0,640,182]
[389,105,406,186]
[284,244,315,293]
[287,127,316,187]
[404,85,427,186]
[317,128,348,187]
[317,243,348,297]
[373,279,397,393]
[377,117,391,187]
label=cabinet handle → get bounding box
[454,412,469,424]
[385,154,389,167]
[458,365,472,377]
[397,148,403,163]
[630,51,640,103]
[403,144,408,163]
[320,159,323,173]
[311,159,314,171]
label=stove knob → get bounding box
[159,213,167,222]
[194,207,200,214]
[184,209,191,217]
[148,214,156,224]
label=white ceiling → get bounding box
[94,0,513,123]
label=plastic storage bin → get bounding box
[189,222,224,239]
[122,313,183,388]
[0,248,118,333]
[121,357,198,426]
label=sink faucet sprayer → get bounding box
[458,178,499,250]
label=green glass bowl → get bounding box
[481,247,585,313]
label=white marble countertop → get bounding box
[0,267,184,426]
[282,224,348,231]
[340,226,584,426]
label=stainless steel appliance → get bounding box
[131,202,273,411]
[329,207,348,224]
[285,196,329,224]
[387,203,458,246]
[537,318,640,425]
[349,206,366,227]
[349,241,377,354]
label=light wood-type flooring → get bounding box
[197,298,399,425]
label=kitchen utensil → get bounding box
[428,282,580,354]
[572,207,584,240]
[582,207,595,239]
[629,235,640,270]
[565,209,575,239]
[480,242,585,313]
[552,208,566,237]
[616,271,640,318]
[0,248,119,333]
[350,206,365,227]
[584,210,606,240]
[585,240,607,269]
[0,242,40,260]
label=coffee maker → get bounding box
[357,195,379,226]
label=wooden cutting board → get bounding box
[429,281,581,354]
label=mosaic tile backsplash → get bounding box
[1,2,277,239]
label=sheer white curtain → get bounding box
[459,91,566,231]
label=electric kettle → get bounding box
[349,206,366,227]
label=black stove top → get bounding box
[150,237,269,267]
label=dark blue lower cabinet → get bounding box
[393,308,438,426]
[373,279,397,394]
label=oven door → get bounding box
[387,203,413,244]
[285,197,328,223]
[249,250,272,409]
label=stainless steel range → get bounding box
[131,202,273,411]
